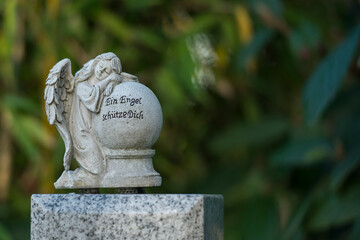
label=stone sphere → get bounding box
[93,81,163,150]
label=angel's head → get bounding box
[74,52,122,85]
[94,52,122,81]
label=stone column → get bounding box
[31,194,223,240]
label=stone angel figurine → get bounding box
[44,52,163,189]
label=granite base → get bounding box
[31,194,223,240]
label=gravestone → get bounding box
[31,52,223,239]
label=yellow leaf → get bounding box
[235,5,253,44]
[216,45,228,69]
[46,0,59,19]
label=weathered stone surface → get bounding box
[44,53,163,189]
[31,194,224,240]
[93,81,162,149]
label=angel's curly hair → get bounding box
[74,52,122,86]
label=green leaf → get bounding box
[303,24,360,124]
[271,138,332,167]
[168,38,198,94]
[184,14,219,36]
[8,112,43,162]
[225,170,266,206]
[282,195,314,240]
[0,223,12,240]
[209,116,289,154]
[289,21,320,54]
[134,29,164,49]
[2,94,40,115]
[308,185,360,231]
[237,197,281,240]
[96,10,133,42]
[123,0,163,11]
[349,216,360,240]
[330,147,360,191]
[20,115,55,149]
[154,68,187,118]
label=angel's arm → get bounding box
[78,73,122,112]
[77,82,103,113]
[103,73,124,96]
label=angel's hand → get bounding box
[99,73,122,92]
[105,72,122,83]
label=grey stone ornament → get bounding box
[44,52,162,189]
[31,194,224,240]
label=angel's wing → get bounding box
[44,59,74,171]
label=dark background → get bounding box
[0,0,360,239]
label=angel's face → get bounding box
[95,60,112,81]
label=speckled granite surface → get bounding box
[31,194,223,240]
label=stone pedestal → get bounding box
[31,194,223,240]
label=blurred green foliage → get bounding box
[0,0,360,239]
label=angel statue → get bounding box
[44,52,163,190]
